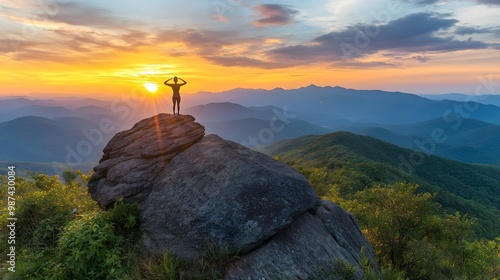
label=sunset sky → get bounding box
[0,0,499,98]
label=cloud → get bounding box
[157,13,491,70]
[0,37,93,62]
[205,55,288,69]
[40,2,137,29]
[155,28,295,69]
[0,38,37,54]
[3,4,493,71]
[2,27,153,62]
[205,54,398,69]
[406,0,440,4]
[268,13,489,63]
[315,12,457,46]
[11,47,71,61]
[254,4,299,27]
[156,29,241,56]
[455,26,492,35]
[476,0,500,5]
[413,55,431,63]
[54,29,151,53]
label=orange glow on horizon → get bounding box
[1,1,499,99]
[0,46,499,98]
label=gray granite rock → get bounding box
[88,114,205,208]
[225,201,376,280]
[88,113,376,278]
[140,134,319,258]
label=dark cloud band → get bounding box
[268,12,489,64]
[254,4,299,27]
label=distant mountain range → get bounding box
[349,118,500,164]
[0,97,113,122]
[183,86,500,164]
[420,93,500,107]
[1,85,500,174]
[182,85,500,126]
[184,102,279,122]
[184,102,330,145]
[0,116,112,163]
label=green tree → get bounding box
[343,182,500,279]
[62,169,78,185]
[345,183,434,272]
[461,238,500,280]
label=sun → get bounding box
[144,82,158,93]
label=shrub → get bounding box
[0,171,140,280]
[128,243,239,280]
[46,199,140,280]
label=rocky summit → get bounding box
[88,113,376,279]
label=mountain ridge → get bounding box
[181,85,500,126]
[2,85,500,165]
[264,131,500,239]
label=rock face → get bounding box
[225,201,374,279]
[88,114,376,279]
[88,114,205,209]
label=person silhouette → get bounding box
[164,76,187,115]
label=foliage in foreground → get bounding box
[0,171,141,279]
[340,183,500,279]
[266,132,500,239]
[282,160,500,279]
[0,172,235,280]
[1,170,499,279]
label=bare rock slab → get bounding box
[225,201,376,280]
[141,135,319,258]
[89,114,318,258]
[88,114,205,208]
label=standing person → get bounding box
[164,76,187,115]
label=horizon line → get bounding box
[1,84,499,100]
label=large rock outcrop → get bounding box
[88,114,376,279]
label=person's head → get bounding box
[174,76,178,83]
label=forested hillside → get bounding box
[264,132,500,239]
[264,132,500,278]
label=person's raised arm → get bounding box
[179,78,187,85]
[164,78,173,85]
